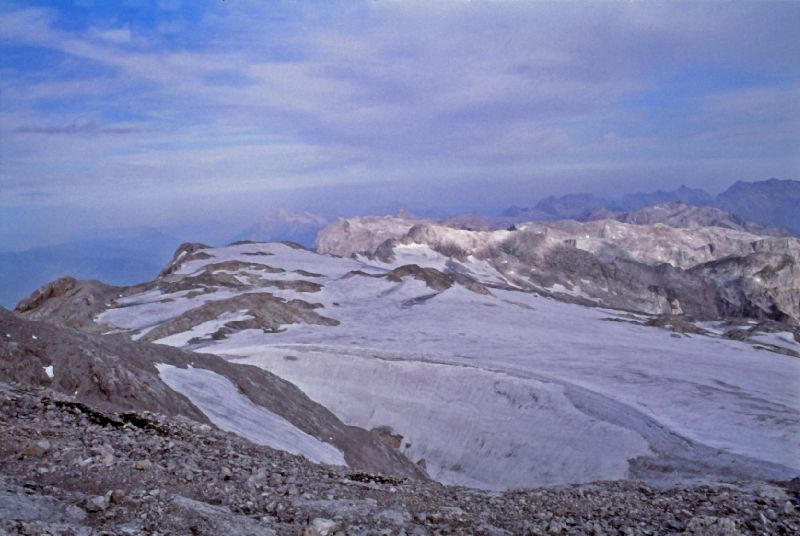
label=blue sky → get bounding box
[1,0,799,248]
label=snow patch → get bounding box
[155,364,346,466]
[154,310,254,347]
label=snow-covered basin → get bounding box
[104,242,800,489]
[156,364,345,466]
[208,281,800,489]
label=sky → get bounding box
[1,0,799,249]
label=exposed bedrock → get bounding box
[317,217,800,324]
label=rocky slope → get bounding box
[0,308,425,479]
[316,216,800,325]
[2,380,798,535]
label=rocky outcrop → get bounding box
[0,308,426,480]
[15,277,124,333]
[316,216,800,325]
[314,216,425,258]
[139,292,338,343]
[159,242,212,276]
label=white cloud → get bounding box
[95,27,131,44]
[0,1,798,221]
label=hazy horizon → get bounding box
[2,1,799,251]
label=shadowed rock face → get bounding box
[0,308,426,480]
[159,243,212,276]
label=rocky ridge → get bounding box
[315,216,800,326]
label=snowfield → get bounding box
[95,242,800,489]
[156,363,346,466]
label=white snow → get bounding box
[97,288,244,339]
[96,241,800,490]
[354,244,511,287]
[155,364,346,466]
[231,345,650,489]
[210,270,799,488]
[750,331,800,352]
[154,310,253,346]
[43,365,53,378]
[360,243,449,271]
[547,283,598,301]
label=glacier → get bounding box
[70,240,800,489]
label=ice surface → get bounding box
[156,364,345,466]
[97,242,800,489]
[232,345,650,489]
[43,365,53,379]
[217,281,799,488]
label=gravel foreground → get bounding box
[1,382,798,536]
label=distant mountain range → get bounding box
[3,179,797,309]
[714,178,800,234]
[502,178,800,235]
[232,208,330,248]
[584,202,791,237]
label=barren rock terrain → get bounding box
[2,381,798,535]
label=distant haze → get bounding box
[1,1,799,250]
